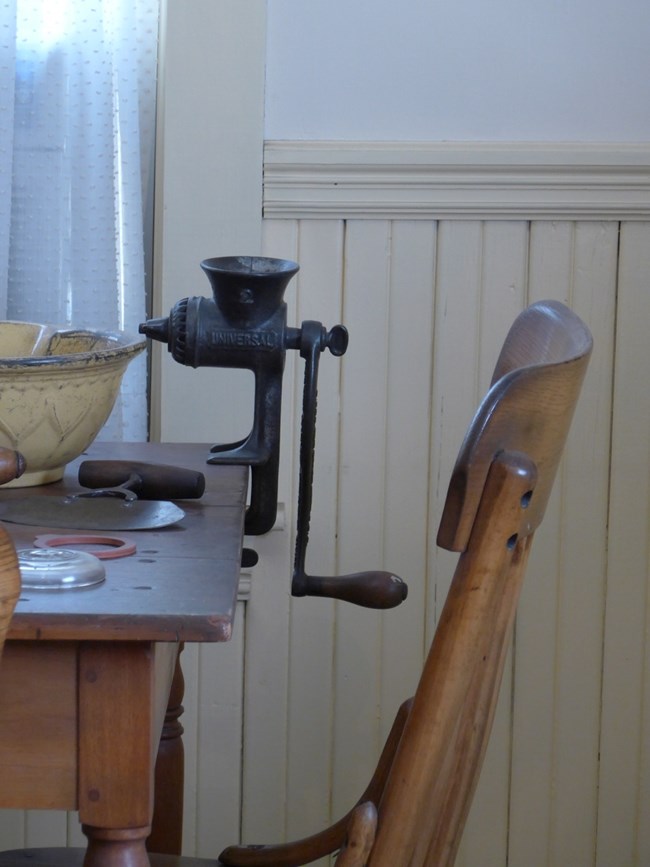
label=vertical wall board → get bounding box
[239,526,293,843]
[638,510,650,864]
[508,221,574,866]
[475,221,529,392]
[546,223,617,866]
[262,217,299,263]
[66,815,85,847]
[0,813,25,849]
[639,432,650,867]
[261,217,300,514]
[457,221,529,867]
[24,813,67,847]
[195,602,246,856]
[379,219,437,733]
[426,220,484,643]
[331,220,392,819]
[527,221,576,305]
[597,222,650,867]
[285,219,345,844]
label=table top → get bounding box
[2,442,248,643]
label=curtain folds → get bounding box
[0,0,159,441]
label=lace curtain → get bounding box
[0,0,159,440]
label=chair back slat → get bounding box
[437,299,592,553]
[367,300,592,866]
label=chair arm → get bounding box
[219,699,412,867]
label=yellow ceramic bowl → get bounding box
[0,321,146,487]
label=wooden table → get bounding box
[0,442,248,867]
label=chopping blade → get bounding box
[0,494,185,530]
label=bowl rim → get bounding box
[0,321,146,368]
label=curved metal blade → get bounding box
[0,496,185,530]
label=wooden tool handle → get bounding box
[0,447,25,486]
[297,571,408,609]
[78,460,206,500]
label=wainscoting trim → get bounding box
[263,141,650,220]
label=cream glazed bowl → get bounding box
[0,321,145,487]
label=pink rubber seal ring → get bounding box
[34,534,137,560]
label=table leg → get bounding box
[78,641,177,867]
[148,643,186,854]
[82,827,152,867]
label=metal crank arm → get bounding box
[291,321,407,609]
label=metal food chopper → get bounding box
[140,256,407,609]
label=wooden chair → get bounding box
[0,299,592,867]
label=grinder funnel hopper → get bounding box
[201,255,299,329]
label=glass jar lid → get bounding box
[18,547,106,590]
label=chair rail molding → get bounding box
[263,141,650,220]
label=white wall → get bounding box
[265,0,650,141]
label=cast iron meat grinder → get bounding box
[140,256,407,609]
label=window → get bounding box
[0,0,159,440]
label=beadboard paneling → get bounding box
[251,206,644,867]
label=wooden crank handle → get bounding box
[297,570,408,609]
[78,460,206,500]
[0,447,26,486]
